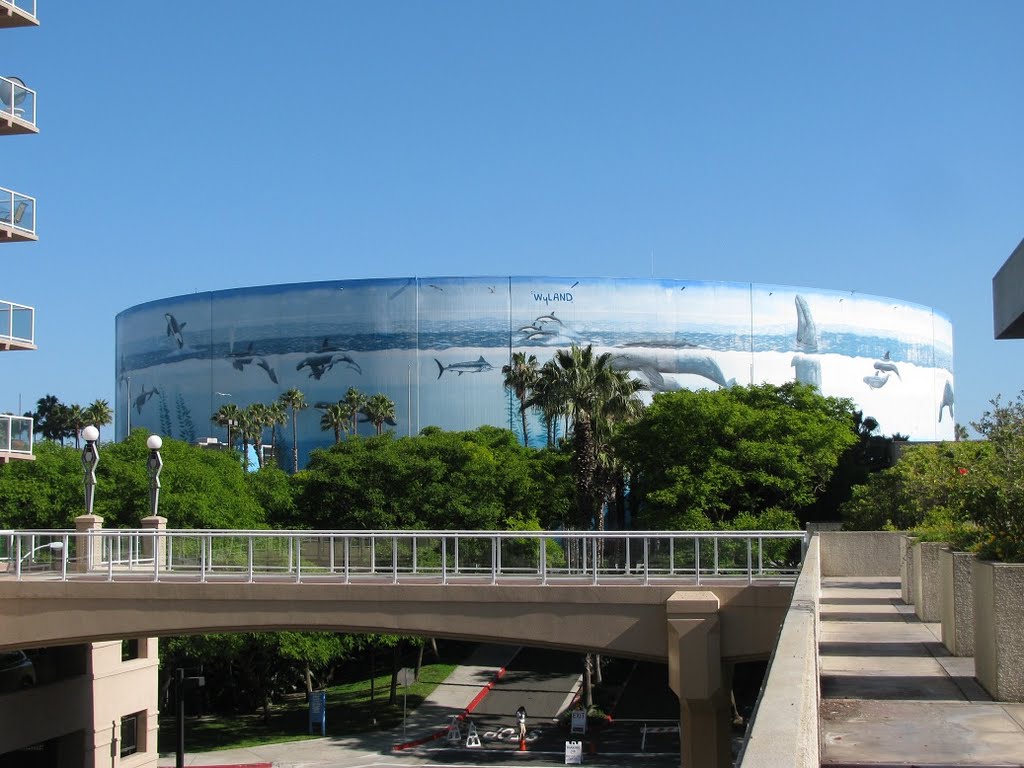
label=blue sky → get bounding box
[3,1,1023,436]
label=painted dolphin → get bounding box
[326,353,361,375]
[610,349,734,391]
[165,314,186,349]
[873,361,901,379]
[134,386,159,415]
[794,296,818,353]
[863,373,890,389]
[535,311,563,327]
[297,352,334,379]
[255,357,278,384]
[434,356,494,379]
[939,380,954,422]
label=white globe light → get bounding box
[82,425,99,442]
[147,435,163,450]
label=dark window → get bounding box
[121,639,139,662]
[120,713,139,757]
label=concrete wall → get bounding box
[0,639,159,767]
[993,236,1024,338]
[900,535,917,604]
[819,531,901,576]
[912,541,944,622]
[973,560,1024,701]
[940,548,975,656]
[738,536,820,768]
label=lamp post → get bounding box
[146,434,163,517]
[226,418,237,450]
[81,425,99,516]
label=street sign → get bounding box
[309,690,327,736]
[397,667,416,687]
[565,740,583,764]
[571,708,587,734]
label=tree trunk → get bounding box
[430,637,440,660]
[305,663,313,695]
[520,404,529,447]
[583,654,593,709]
[594,654,603,684]
[369,646,376,723]
[415,643,425,678]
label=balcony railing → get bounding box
[0,0,37,29]
[0,75,37,132]
[0,186,35,239]
[0,298,35,349]
[0,528,809,584]
[0,414,32,457]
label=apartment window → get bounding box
[121,639,139,661]
[120,712,142,757]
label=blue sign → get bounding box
[309,691,327,736]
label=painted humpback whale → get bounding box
[610,348,734,391]
[939,380,954,422]
[791,295,822,389]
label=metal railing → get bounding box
[0,414,32,455]
[0,75,37,127]
[0,298,35,345]
[0,0,37,19]
[0,186,36,235]
[0,528,808,585]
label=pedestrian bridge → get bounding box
[0,523,806,767]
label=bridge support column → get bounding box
[141,515,168,569]
[74,514,103,573]
[666,591,730,768]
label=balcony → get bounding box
[0,414,33,462]
[0,299,35,350]
[0,76,37,135]
[0,187,35,242]
[0,0,36,29]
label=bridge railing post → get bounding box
[74,514,104,573]
[140,515,167,579]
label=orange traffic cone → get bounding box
[519,736,526,751]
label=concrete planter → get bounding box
[912,541,944,622]
[900,535,918,604]
[939,548,975,656]
[973,559,1024,701]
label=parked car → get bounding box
[0,650,35,692]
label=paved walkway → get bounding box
[819,576,1024,767]
[163,643,520,767]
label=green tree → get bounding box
[531,345,646,529]
[969,393,1024,560]
[319,402,350,444]
[211,402,243,450]
[341,387,367,438]
[279,388,307,472]
[502,352,539,446]
[83,399,114,442]
[618,382,857,528]
[363,394,395,437]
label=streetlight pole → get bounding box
[146,434,163,517]
[123,375,131,441]
[81,425,99,515]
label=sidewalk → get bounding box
[819,576,1024,766]
[162,643,519,767]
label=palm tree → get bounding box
[244,403,271,468]
[279,388,307,472]
[266,401,288,462]
[66,404,85,449]
[341,387,367,438]
[319,402,350,444]
[363,393,395,436]
[536,345,646,530]
[212,402,243,450]
[83,399,113,442]
[237,407,264,471]
[502,352,539,447]
[528,359,569,447]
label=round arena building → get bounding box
[115,277,954,465]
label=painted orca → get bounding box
[134,386,159,415]
[939,380,954,422]
[164,314,186,349]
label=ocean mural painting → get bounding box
[115,277,955,466]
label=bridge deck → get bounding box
[819,576,1024,766]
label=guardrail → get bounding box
[0,298,34,346]
[0,75,36,127]
[0,186,36,235]
[0,414,32,455]
[0,528,808,585]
